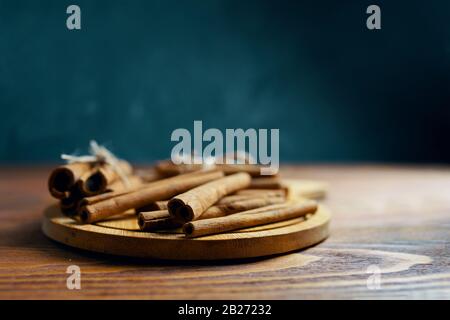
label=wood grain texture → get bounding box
[1,165,449,299]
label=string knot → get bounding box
[61,141,130,188]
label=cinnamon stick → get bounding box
[138,210,184,231]
[200,196,285,219]
[106,175,142,192]
[215,194,254,204]
[236,189,286,197]
[183,200,318,237]
[137,200,168,212]
[48,162,93,199]
[216,193,285,205]
[60,204,79,216]
[59,191,80,217]
[60,190,82,216]
[168,172,251,221]
[135,169,163,183]
[230,202,292,215]
[79,175,143,207]
[155,160,203,177]
[139,210,171,220]
[138,216,183,231]
[77,160,133,195]
[80,170,224,223]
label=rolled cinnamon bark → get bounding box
[183,200,318,237]
[200,196,285,220]
[215,194,254,204]
[149,200,168,210]
[236,189,286,197]
[106,175,142,192]
[138,216,183,231]
[168,172,252,222]
[135,169,163,183]
[155,160,203,177]
[137,210,184,231]
[139,210,171,220]
[48,162,93,199]
[59,188,81,215]
[216,192,285,205]
[137,200,168,213]
[249,176,283,189]
[80,170,224,223]
[60,203,79,216]
[79,175,143,207]
[77,160,133,196]
[60,190,83,216]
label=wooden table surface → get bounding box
[1,165,449,299]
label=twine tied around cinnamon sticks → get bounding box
[61,140,130,188]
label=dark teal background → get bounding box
[1,0,449,163]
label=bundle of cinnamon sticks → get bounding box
[48,160,143,216]
[47,159,318,238]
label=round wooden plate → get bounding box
[41,202,331,260]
